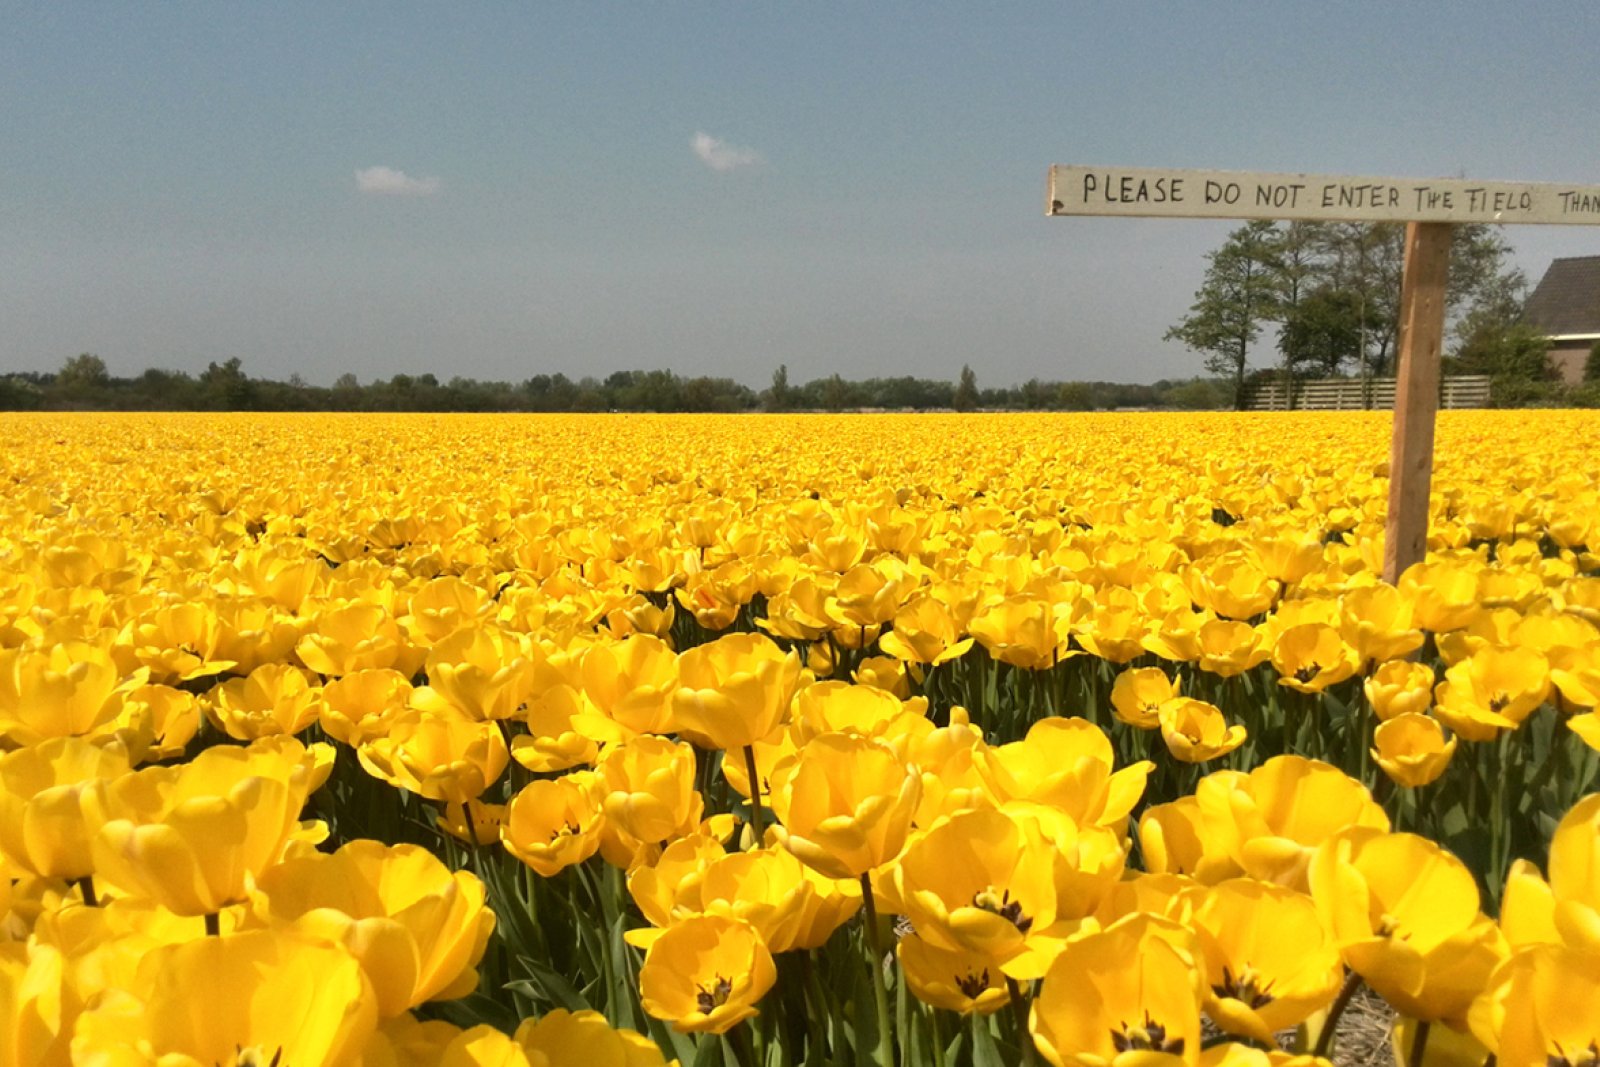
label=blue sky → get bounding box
[5,3,1599,388]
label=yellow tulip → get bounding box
[358,709,508,805]
[898,932,1010,1015]
[1364,659,1435,721]
[968,596,1069,671]
[1138,791,1246,885]
[852,654,913,697]
[1194,619,1272,678]
[758,577,836,643]
[1158,698,1247,764]
[403,576,491,648]
[0,941,73,1066]
[1339,584,1424,664]
[423,624,541,722]
[638,914,777,1034]
[1111,666,1179,729]
[1466,943,1600,1067]
[888,805,1120,981]
[502,774,607,878]
[1029,914,1205,1067]
[438,798,506,847]
[1213,755,1389,889]
[92,736,330,917]
[1142,607,1209,664]
[509,684,600,773]
[1571,712,1600,752]
[1433,647,1551,742]
[1185,553,1281,621]
[249,839,495,1017]
[603,592,678,641]
[296,600,419,677]
[0,736,129,882]
[1187,879,1344,1044]
[203,662,321,739]
[514,1008,672,1067]
[315,668,413,746]
[1371,713,1457,788]
[1551,641,1600,708]
[826,561,912,631]
[1272,623,1360,694]
[115,683,202,761]
[599,735,704,847]
[1498,793,1600,950]
[903,713,998,826]
[633,844,854,954]
[1401,562,1484,634]
[0,642,138,748]
[70,929,376,1067]
[121,602,237,682]
[984,717,1151,832]
[767,732,920,880]
[878,595,975,666]
[1310,827,1505,1026]
[672,632,800,751]
[627,832,727,939]
[580,634,679,738]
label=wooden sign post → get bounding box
[1046,165,1600,584]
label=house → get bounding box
[1523,255,1600,384]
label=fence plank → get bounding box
[1243,375,1487,411]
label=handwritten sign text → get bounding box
[1048,166,1600,225]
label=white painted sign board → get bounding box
[1048,165,1600,225]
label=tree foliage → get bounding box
[1169,219,1534,405]
[952,364,979,412]
[1164,220,1281,409]
[2,357,1238,413]
[57,353,110,394]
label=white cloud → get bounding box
[692,132,763,172]
[355,166,441,196]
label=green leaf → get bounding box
[507,953,589,1013]
[971,1017,1005,1067]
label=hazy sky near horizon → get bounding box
[5,3,1599,389]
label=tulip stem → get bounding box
[77,876,97,907]
[1005,978,1036,1067]
[1312,970,1364,1058]
[928,1006,946,1067]
[1409,1020,1430,1067]
[732,1021,757,1067]
[859,872,893,1067]
[743,745,765,849]
[204,911,221,937]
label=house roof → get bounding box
[1523,255,1600,336]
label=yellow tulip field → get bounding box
[3,410,1600,1066]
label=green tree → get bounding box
[57,353,110,394]
[201,358,254,410]
[1452,319,1553,382]
[1586,339,1600,383]
[1270,222,1331,384]
[821,373,849,412]
[767,364,791,411]
[1280,288,1364,379]
[1165,220,1282,409]
[953,364,979,412]
[1057,381,1093,411]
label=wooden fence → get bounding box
[1244,375,1492,411]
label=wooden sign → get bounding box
[1045,163,1600,586]
[1048,165,1600,226]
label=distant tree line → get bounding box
[0,355,1238,413]
[1164,220,1581,408]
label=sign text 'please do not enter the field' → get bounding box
[1048,165,1600,225]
